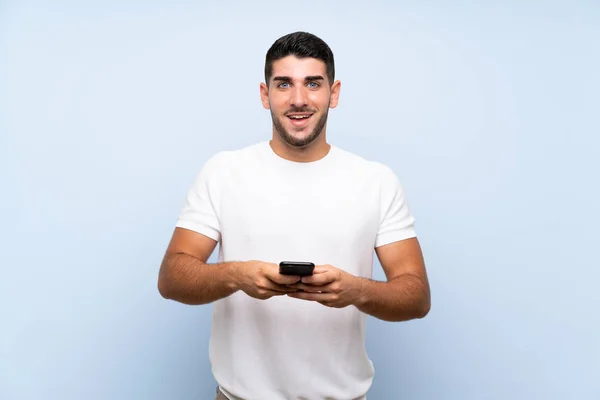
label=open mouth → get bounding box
[287,113,313,127]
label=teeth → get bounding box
[289,115,309,119]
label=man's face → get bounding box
[260,56,340,148]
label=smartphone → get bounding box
[279,261,315,276]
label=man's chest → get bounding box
[217,169,381,257]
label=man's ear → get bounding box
[260,82,270,110]
[329,80,341,109]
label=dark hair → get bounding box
[264,31,335,86]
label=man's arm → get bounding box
[288,237,431,322]
[158,227,301,305]
[158,227,238,305]
[355,237,431,321]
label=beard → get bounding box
[271,106,329,148]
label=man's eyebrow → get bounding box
[272,75,325,82]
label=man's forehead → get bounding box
[271,56,327,79]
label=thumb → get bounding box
[313,265,331,274]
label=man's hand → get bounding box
[286,264,364,308]
[237,261,302,300]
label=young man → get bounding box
[158,31,431,400]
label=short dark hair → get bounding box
[264,31,335,86]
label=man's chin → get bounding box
[273,117,324,148]
[288,134,312,146]
[282,132,319,148]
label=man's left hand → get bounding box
[286,264,364,308]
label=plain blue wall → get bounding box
[1,1,599,399]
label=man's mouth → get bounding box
[286,113,313,127]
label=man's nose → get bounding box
[290,86,308,108]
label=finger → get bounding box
[273,285,300,293]
[263,268,302,285]
[255,289,289,299]
[301,271,335,286]
[270,275,302,286]
[287,291,336,302]
[271,286,300,293]
[312,266,330,274]
[260,280,299,293]
[287,283,324,293]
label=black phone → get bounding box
[279,261,315,276]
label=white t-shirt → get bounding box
[175,141,416,400]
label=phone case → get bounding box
[279,261,315,276]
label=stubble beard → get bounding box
[271,106,329,148]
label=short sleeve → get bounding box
[375,164,417,248]
[175,153,227,242]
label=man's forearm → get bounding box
[158,253,241,305]
[355,274,430,322]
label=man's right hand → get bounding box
[236,261,302,300]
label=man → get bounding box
[158,31,431,400]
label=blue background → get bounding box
[1,1,599,399]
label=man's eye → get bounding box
[307,82,320,88]
[278,82,290,88]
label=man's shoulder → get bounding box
[203,142,266,169]
[332,144,394,177]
